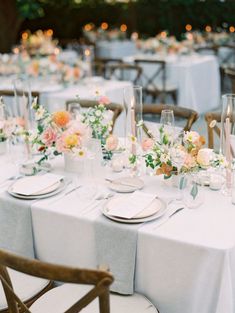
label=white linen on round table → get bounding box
[124,54,220,114]
[96,40,137,58]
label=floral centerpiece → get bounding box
[142,128,206,178]
[29,98,91,165]
[20,29,59,56]
[81,95,119,159]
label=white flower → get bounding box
[169,147,186,169]
[28,132,38,143]
[95,110,102,117]
[72,147,87,158]
[89,116,96,123]
[35,105,46,120]
[197,148,214,167]
[160,153,170,163]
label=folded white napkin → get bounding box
[108,191,156,219]
[11,173,64,196]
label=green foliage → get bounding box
[16,0,44,19]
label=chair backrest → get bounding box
[204,111,221,149]
[66,99,123,133]
[93,58,123,78]
[195,45,218,56]
[218,44,235,65]
[142,104,198,137]
[105,63,142,85]
[225,68,235,93]
[134,59,166,93]
[0,249,113,313]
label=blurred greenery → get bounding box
[18,0,235,40]
[1,0,235,52]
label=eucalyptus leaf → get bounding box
[190,182,198,200]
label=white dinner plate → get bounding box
[102,195,167,224]
[108,177,144,193]
[8,179,66,200]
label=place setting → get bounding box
[7,173,67,200]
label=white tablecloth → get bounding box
[0,156,234,313]
[124,54,220,114]
[96,40,137,59]
[0,78,131,136]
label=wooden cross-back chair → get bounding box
[142,104,198,138]
[0,249,113,313]
[205,112,221,149]
[195,45,218,56]
[66,99,123,133]
[0,249,159,313]
[92,58,123,78]
[105,63,142,85]
[134,59,177,104]
[225,68,235,93]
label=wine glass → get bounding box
[160,109,175,142]
[220,94,235,196]
[160,109,175,126]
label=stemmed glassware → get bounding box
[8,77,33,168]
[220,94,235,196]
[160,109,175,142]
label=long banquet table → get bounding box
[0,155,235,313]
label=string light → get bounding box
[84,24,92,31]
[185,24,192,31]
[46,29,53,37]
[205,25,212,32]
[22,32,28,40]
[229,26,235,33]
[120,24,127,32]
[160,31,167,38]
[101,22,108,30]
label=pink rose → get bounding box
[183,153,196,169]
[141,138,154,151]
[105,135,118,151]
[99,96,111,105]
[41,127,57,147]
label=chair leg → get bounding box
[171,90,177,105]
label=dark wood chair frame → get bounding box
[204,112,221,149]
[0,249,113,313]
[225,68,235,93]
[105,63,142,85]
[134,59,177,104]
[142,104,198,138]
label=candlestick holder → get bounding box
[123,85,143,176]
[220,94,235,196]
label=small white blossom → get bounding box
[160,153,170,163]
[95,110,102,117]
[35,105,46,121]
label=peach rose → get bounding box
[41,127,57,147]
[105,135,118,151]
[197,148,213,167]
[141,138,154,151]
[53,111,70,128]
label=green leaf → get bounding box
[190,182,198,200]
[179,176,187,190]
